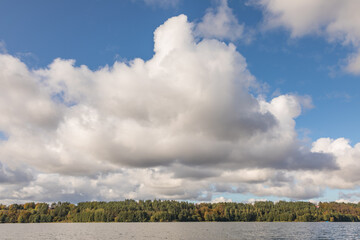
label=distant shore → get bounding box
[1,200,360,223]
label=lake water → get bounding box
[0,222,359,239]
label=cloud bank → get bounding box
[0,13,359,203]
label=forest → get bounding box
[1,200,360,223]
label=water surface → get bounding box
[0,222,359,239]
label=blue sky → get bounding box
[1,0,360,204]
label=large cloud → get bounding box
[253,0,360,74]
[0,13,356,203]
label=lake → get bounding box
[0,222,359,239]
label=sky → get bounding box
[0,0,360,205]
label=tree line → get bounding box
[1,200,360,223]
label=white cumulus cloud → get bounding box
[0,13,358,203]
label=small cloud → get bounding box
[308,199,319,205]
[335,199,358,204]
[143,0,181,9]
[296,95,314,110]
[196,0,245,41]
[344,51,360,75]
[253,0,360,75]
[0,40,7,54]
[211,196,233,203]
[324,91,352,102]
[246,198,268,204]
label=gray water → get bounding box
[0,222,359,240]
